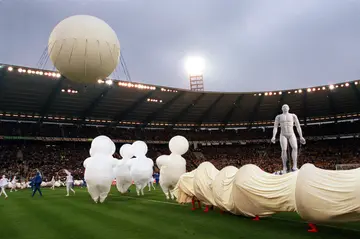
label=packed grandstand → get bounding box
[1,64,360,180]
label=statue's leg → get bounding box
[289,134,298,171]
[279,135,288,173]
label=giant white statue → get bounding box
[83,135,118,203]
[48,15,120,83]
[130,141,154,196]
[157,135,188,200]
[113,144,134,194]
[271,104,305,173]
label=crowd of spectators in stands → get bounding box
[0,120,360,180]
[1,120,360,141]
[0,138,359,180]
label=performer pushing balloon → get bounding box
[10,176,17,192]
[64,170,75,196]
[0,175,9,199]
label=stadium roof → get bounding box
[1,63,360,128]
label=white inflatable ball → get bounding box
[48,15,120,83]
[169,136,189,155]
[120,144,134,159]
[156,155,169,168]
[132,141,148,157]
[91,135,115,156]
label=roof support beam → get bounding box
[170,93,205,125]
[272,92,287,120]
[38,77,65,122]
[327,91,338,123]
[111,90,155,125]
[351,83,360,112]
[0,68,7,109]
[221,94,244,126]
[197,94,224,126]
[247,94,264,129]
[80,87,111,123]
[301,91,308,126]
[142,91,185,127]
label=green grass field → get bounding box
[0,185,359,239]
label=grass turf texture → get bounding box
[0,186,359,239]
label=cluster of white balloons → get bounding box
[83,135,189,203]
[156,135,189,200]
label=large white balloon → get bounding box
[48,15,120,83]
[169,136,189,155]
[132,141,148,157]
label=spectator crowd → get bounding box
[0,120,360,180]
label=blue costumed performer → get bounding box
[32,172,43,197]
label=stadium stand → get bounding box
[1,64,360,179]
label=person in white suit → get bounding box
[64,170,75,196]
[157,136,188,200]
[114,144,134,194]
[83,135,118,203]
[0,175,9,199]
[130,141,154,196]
[10,176,17,192]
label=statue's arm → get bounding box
[293,114,304,138]
[272,115,279,139]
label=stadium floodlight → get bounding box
[105,79,113,85]
[185,56,205,76]
[329,84,335,90]
[7,66,13,72]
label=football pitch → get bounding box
[0,186,359,239]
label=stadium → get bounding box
[1,62,360,238]
[1,3,360,239]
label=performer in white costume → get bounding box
[50,176,56,190]
[147,177,156,191]
[271,104,306,173]
[10,176,17,192]
[157,136,188,200]
[0,175,9,199]
[130,141,154,196]
[83,135,118,203]
[114,144,134,194]
[64,170,75,196]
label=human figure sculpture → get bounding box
[271,104,305,173]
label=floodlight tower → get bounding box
[185,57,205,91]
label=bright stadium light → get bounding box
[185,56,205,76]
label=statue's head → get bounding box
[282,104,290,113]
